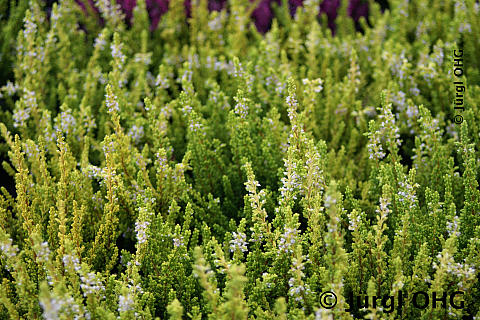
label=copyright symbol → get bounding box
[319,291,337,309]
[454,114,463,124]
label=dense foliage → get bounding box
[0,0,479,319]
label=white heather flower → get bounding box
[94,35,106,50]
[54,109,76,134]
[105,89,120,113]
[208,14,222,31]
[378,104,401,148]
[62,254,81,272]
[286,95,298,110]
[85,165,101,180]
[80,272,105,298]
[110,42,125,65]
[406,103,419,122]
[23,13,37,38]
[22,89,37,109]
[134,53,152,66]
[155,74,169,89]
[230,232,248,253]
[0,237,18,258]
[397,180,417,205]
[446,215,460,237]
[302,78,323,93]
[118,292,134,313]
[234,97,249,119]
[2,81,18,96]
[458,22,472,33]
[324,195,337,209]
[102,140,116,155]
[392,90,406,111]
[36,241,51,263]
[188,118,205,135]
[278,227,298,254]
[279,158,302,201]
[376,196,391,219]
[128,125,144,144]
[181,69,193,83]
[347,211,362,231]
[367,127,386,160]
[24,142,40,159]
[173,235,184,248]
[39,297,63,320]
[135,220,150,244]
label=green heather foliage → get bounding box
[0,0,480,319]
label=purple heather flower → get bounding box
[74,0,371,33]
[348,0,368,22]
[319,0,340,32]
[251,0,274,33]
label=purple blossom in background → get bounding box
[348,0,368,22]
[319,0,340,32]
[251,0,273,33]
[147,0,169,31]
[73,0,373,33]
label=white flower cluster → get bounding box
[433,252,476,288]
[110,42,125,65]
[234,97,249,119]
[134,53,152,66]
[286,95,298,113]
[397,180,417,206]
[430,44,444,66]
[302,78,323,93]
[389,51,407,81]
[230,232,248,253]
[243,162,267,215]
[39,295,83,320]
[128,125,144,144]
[23,12,37,38]
[208,13,223,31]
[278,227,298,254]
[13,90,36,128]
[94,34,107,51]
[367,126,386,160]
[446,215,460,237]
[378,104,401,147]
[62,254,81,272]
[180,69,193,84]
[1,81,18,96]
[376,196,391,219]
[347,211,362,232]
[135,220,150,245]
[324,195,337,209]
[24,142,40,159]
[0,237,18,259]
[188,118,206,136]
[80,271,105,298]
[105,89,120,114]
[36,241,51,264]
[391,90,406,113]
[118,292,134,313]
[288,257,309,303]
[102,140,116,155]
[85,165,101,180]
[173,235,184,248]
[155,74,170,89]
[54,109,76,135]
[279,158,301,201]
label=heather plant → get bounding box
[0,0,479,319]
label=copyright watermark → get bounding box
[319,291,337,309]
[318,291,465,313]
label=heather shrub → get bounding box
[0,0,479,319]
